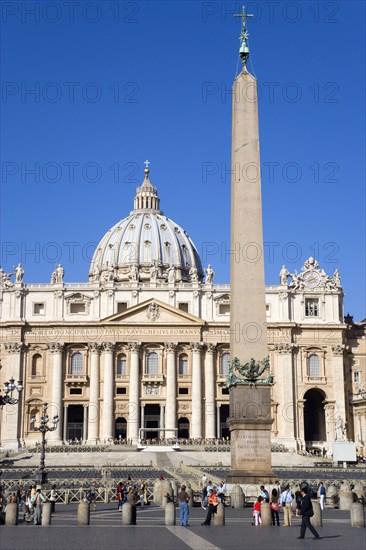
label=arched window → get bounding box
[29,407,40,431]
[117,354,127,376]
[146,352,158,375]
[31,354,42,376]
[308,354,320,377]
[71,352,83,375]
[179,354,188,376]
[221,352,230,375]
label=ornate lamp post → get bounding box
[0,377,23,406]
[30,402,59,485]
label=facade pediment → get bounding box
[101,299,204,326]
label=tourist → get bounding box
[31,487,46,525]
[297,487,321,540]
[217,481,226,505]
[294,485,302,517]
[138,480,146,507]
[178,484,190,526]
[89,481,97,511]
[49,485,57,513]
[201,489,218,525]
[117,481,124,511]
[252,496,263,526]
[260,485,270,503]
[318,482,326,510]
[270,488,280,526]
[201,482,208,509]
[280,484,294,526]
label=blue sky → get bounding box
[1,1,365,320]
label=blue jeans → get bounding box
[179,501,189,526]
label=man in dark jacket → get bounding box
[297,487,321,540]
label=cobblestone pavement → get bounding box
[1,505,364,550]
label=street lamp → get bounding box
[30,402,59,485]
[0,377,23,406]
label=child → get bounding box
[252,496,263,526]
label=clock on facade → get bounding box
[303,270,321,288]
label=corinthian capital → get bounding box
[331,344,345,356]
[190,342,203,353]
[5,342,25,354]
[47,342,64,354]
[165,342,177,352]
[206,343,216,354]
[103,342,115,353]
[128,342,140,353]
[88,342,101,353]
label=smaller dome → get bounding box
[89,164,203,284]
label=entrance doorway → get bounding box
[115,417,127,440]
[304,389,326,444]
[220,405,230,440]
[178,417,190,439]
[67,405,84,441]
[144,404,160,440]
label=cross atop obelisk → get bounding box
[234,5,254,67]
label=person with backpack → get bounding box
[31,488,46,525]
[297,487,320,540]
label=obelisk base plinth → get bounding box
[226,385,276,485]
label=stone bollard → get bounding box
[77,501,90,525]
[213,502,225,526]
[350,502,365,528]
[339,484,354,511]
[42,502,52,526]
[230,485,245,509]
[153,480,162,506]
[5,503,18,526]
[186,487,194,509]
[312,501,322,527]
[261,502,272,526]
[122,503,133,525]
[326,484,338,508]
[160,481,173,509]
[165,501,176,526]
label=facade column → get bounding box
[83,404,88,442]
[165,343,177,439]
[2,343,24,449]
[190,343,203,439]
[63,404,68,442]
[216,403,221,439]
[140,403,145,441]
[204,344,216,439]
[87,343,100,444]
[47,343,64,443]
[128,343,140,444]
[297,400,306,451]
[331,345,347,434]
[101,343,114,443]
[324,401,336,451]
[160,404,165,439]
[276,343,296,450]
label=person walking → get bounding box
[297,487,321,540]
[201,489,218,525]
[31,487,46,525]
[270,488,280,526]
[49,485,57,513]
[318,482,326,511]
[280,484,294,526]
[117,482,124,511]
[252,496,263,526]
[178,484,190,527]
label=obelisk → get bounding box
[226,6,275,484]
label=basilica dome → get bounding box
[89,165,204,284]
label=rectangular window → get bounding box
[222,388,229,395]
[116,387,127,395]
[178,303,189,313]
[219,304,230,315]
[178,387,189,395]
[353,372,360,383]
[33,303,45,315]
[70,388,82,395]
[70,303,86,314]
[305,299,319,317]
[117,302,128,313]
[266,304,270,317]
